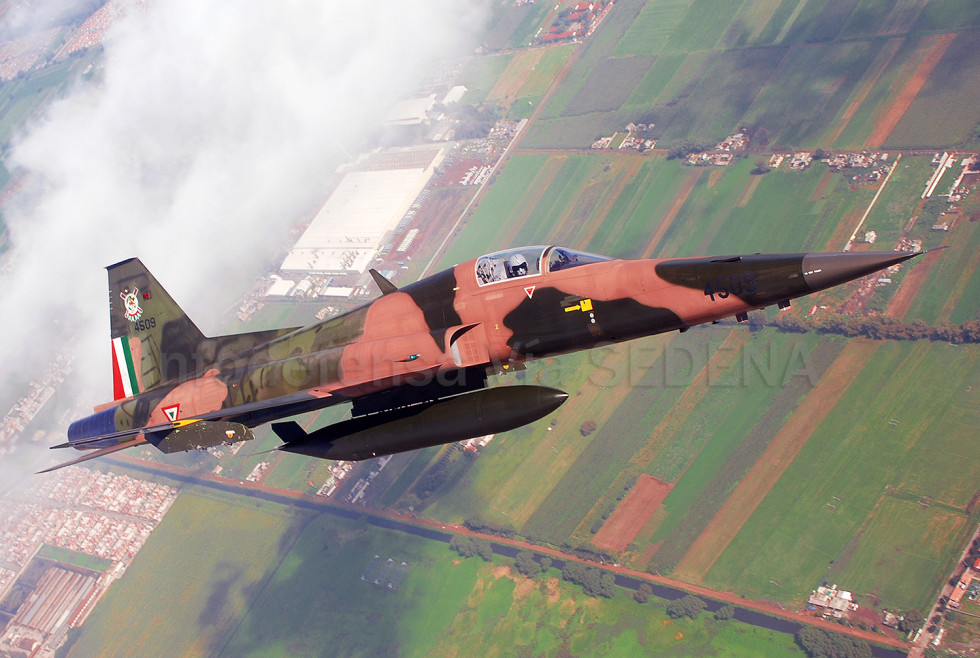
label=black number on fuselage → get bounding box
[704,271,756,301]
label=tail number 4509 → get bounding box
[703,271,756,301]
[133,317,157,332]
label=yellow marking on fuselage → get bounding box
[564,298,594,313]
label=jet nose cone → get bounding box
[802,250,919,292]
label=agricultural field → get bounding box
[36,545,112,572]
[71,491,301,657]
[455,54,514,106]
[486,44,577,121]
[522,0,980,150]
[885,29,980,150]
[69,487,803,657]
[481,0,555,53]
[442,150,877,270]
[701,340,980,612]
[410,109,980,625]
[900,187,980,324]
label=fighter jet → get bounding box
[44,245,918,472]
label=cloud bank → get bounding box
[0,0,487,412]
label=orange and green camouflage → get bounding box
[43,245,918,472]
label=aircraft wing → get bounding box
[45,389,341,473]
[59,389,338,449]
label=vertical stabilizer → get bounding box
[107,258,206,399]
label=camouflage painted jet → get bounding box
[44,245,918,472]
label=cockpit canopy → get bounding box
[475,246,611,286]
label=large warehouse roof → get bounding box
[384,94,436,125]
[280,152,440,274]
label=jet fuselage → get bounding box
[52,245,917,471]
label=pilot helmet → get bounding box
[509,253,528,275]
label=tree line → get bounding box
[769,313,980,344]
[454,540,880,656]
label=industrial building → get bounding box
[279,146,445,276]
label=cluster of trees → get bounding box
[449,535,492,562]
[566,543,616,565]
[771,313,980,344]
[920,198,950,224]
[514,550,551,577]
[445,103,501,140]
[666,594,706,620]
[502,544,877,658]
[413,444,477,500]
[590,474,639,534]
[561,562,617,598]
[664,139,713,161]
[795,626,871,658]
[463,517,517,539]
[966,536,980,565]
[751,157,772,175]
[897,608,924,633]
[634,583,653,603]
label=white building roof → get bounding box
[318,286,355,298]
[384,95,436,125]
[265,278,295,297]
[281,165,437,274]
[442,85,467,105]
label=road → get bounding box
[910,520,980,657]
[108,454,908,657]
[420,37,586,276]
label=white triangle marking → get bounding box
[163,404,180,422]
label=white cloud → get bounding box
[0,0,487,408]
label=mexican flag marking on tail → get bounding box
[111,336,140,400]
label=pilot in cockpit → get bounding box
[508,253,529,277]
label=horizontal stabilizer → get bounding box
[38,437,148,473]
[63,417,208,449]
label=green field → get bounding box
[902,193,980,324]
[72,491,301,657]
[443,150,881,269]
[614,0,695,56]
[407,140,978,618]
[886,29,980,150]
[641,334,838,569]
[70,487,804,657]
[505,44,577,120]
[704,341,980,611]
[455,54,514,105]
[428,146,971,592]
[481,0,554,52]
[36,545,112,572]
[522,0,980,149]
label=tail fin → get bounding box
[107,259,302,402]
[108,258,206,400]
